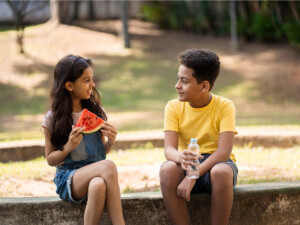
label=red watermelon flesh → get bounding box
[75,109,105,134]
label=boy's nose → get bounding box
[175,82,181,89]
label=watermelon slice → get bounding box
[75,109,105,134]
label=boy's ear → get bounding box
[201,81,210,92]
[65,81,73,91]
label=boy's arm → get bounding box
[164,130,198,166]
[198,131,235,176]
[164,130,199,202]
[164,130,180,162]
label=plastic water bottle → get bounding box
[186,138,200,179]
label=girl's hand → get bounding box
[180,150,203,170]
[101,122,117,145]
[64,126,86,152]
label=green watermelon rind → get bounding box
[81,124,103,134]
[75,109,104,134]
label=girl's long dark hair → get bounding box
[49,54,107,150]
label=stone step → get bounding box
[1,182,299,225]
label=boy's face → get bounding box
[175,64,204,103]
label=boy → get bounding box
[160,49,238,225]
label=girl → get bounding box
[42,54,125,225]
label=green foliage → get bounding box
[248,13,281,41]
[139,1,227,34]
[139,1,300,46]
[282,20,300,46]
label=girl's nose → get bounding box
[91,80,95,87]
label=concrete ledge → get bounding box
[1,130,300,162]
[0,182,299,225]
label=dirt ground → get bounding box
[1,163,161,198]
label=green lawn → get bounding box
[0,146,299,184]
[0,22,299,142]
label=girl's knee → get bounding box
[99,160,118,180]
[88,177,106,199]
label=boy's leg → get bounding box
[210,163,234,225]
[160,161,189,225]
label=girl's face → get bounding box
[66,66,95,101]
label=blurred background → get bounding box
[0,0,299,197]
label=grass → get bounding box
[0,157,55,181]
[0,146,299,183]
[0,22,300,142]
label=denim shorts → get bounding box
[54,163,90,204]
[186,154,238,194]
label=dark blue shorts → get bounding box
[186,154,238,193]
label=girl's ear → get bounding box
[65,81,73,92]
[201,81,210,92]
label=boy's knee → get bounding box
[88,177,106,199]
[159,161,178,178]
[160,161,183,190]
[210,164,233,183]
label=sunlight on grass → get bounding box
[0,131,44,142]
[234,147,300,184]
[106,147,166,166]
[0,157,55,181]
[0,146,299,184]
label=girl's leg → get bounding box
[159,161,189,225]
[210,163,234,225]
[72,160,125,225]
[84,177,106,225]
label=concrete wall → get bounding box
[0,182,299,225]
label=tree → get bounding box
[6,0,48,54]
[49,0,59,25]
[120,0,130,48]
[230,0,238,51]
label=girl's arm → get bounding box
[101,122,117,154]
[44,126,85,166]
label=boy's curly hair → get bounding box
[178,49,220,91]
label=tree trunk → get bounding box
[49,0,59,24]
[120,0,130,48]
[88,0,95,20]
[230,0,238,52]
[73,1,80,20]
[289,0,300,25]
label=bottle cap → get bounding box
[191,138,197,143]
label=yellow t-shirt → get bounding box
[163,94,237,161]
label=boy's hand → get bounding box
[180,150,202,170]
[177,176,196,201]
